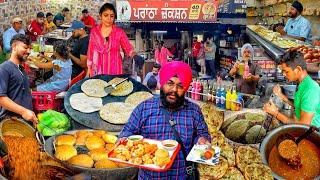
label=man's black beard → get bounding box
[160,89,185,110]
[17,54,26,63]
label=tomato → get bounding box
[204,150,213,159]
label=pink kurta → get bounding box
[87,25,133,76]
[155,47,173,66]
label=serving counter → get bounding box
[246,27,286,63]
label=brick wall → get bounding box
[0,0,115,33]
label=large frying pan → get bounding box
[64,74,151,132]
[44,130,138,180]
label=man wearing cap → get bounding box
[2,17,25,53]
[27,12,46,41]
[276,1,311,42]
[119,61,210,179]
[67,21,89,78]
[54,7,70,27]
[81,9,96,30]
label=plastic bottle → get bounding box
[216,85,221,107]
[243,62,250,78]
[203,81,209,101]
[195,80,202,100]
[191,87,196,99]
[191,79,196,99]
[226,86,232,110]
[231,86,238,111]
[211,83,216,103]
[236,94,243,111]
[220,86,226,109]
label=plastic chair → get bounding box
[69,70,86,88]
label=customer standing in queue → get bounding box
[276,1,311,42]
[87,3,135,77]
[229,43,261,94]
[0,34,38,124]
[120,61,210,179]
[264,50,320,127]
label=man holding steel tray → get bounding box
[119,61,210,179]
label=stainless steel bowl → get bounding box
[260,124,320,179]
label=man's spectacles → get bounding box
[166,81,184,91]
[15,21,22,24]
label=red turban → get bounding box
[159,61,192,92]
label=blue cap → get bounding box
[66,21,85,31]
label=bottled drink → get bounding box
[195,80,202,101]
[211,84,216,103]
[220,86,226,109]
[226,86,232,110]
[243,62,250,78]
[236,94,243,111]
[203,81,209,101]
[191,87,195,99]
[231,86,238,111]
[216,85,221,107]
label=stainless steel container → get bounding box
[260,124,320,179]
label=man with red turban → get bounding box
[120,61,210,179]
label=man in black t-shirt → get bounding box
[67,21,89,78]
[0,34,38,124]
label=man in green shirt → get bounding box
[264,50,320,127]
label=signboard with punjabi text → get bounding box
[116,0,219,23]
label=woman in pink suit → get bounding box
[87,3,135,76]
[155,41,173,66]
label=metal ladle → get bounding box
[276,126,318,167]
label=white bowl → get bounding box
[162,140,178,151]
[128,135,143,141]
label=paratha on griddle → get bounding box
[70,93,103,113]
[107,78,133,96]
[125,91,153,107]
[81,79,108,97]
[99,102,135,124]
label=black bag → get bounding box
[162,108,199,180]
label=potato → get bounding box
[313,53,319,58]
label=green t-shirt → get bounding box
[294,75,320,127]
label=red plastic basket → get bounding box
[31,91,62,112]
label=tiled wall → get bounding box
[0,0,114,34]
